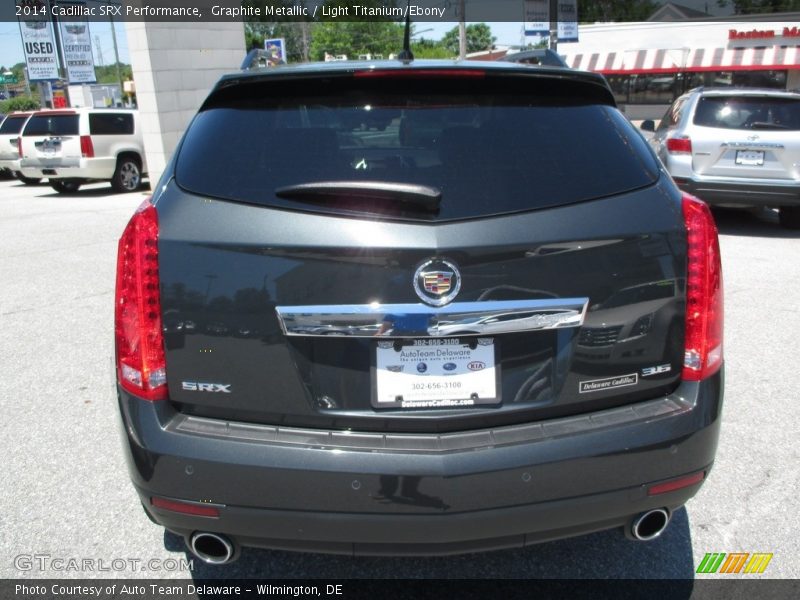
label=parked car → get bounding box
[18,107,146,193]
[115,59,724,563]
[642,87,800,228]
[499,48,569,68]
[0,111,39,184]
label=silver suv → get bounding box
[643,88,800,229]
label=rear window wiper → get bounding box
[275,181,441,212]
[746,122,790,130]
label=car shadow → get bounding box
[40,184,151,198]
[164,507,696,582]
[8,179,48,187]
[713,207,800,239]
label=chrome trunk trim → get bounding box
[275,298,589,338]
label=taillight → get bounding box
[115,198,168,401]
[80,135,94,158]
[17,137,22,157]
[682,193,723,381]
[667,137,692,154]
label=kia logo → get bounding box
[467,361,485,371]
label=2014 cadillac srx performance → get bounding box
[114,59,724,563]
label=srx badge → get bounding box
[182,381,232,393]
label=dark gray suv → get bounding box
[114,60,724,563]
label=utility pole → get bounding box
[458,0,466,60]
[24,67,32,98]
[94,34,105,66]
[48,0,66,79]
[300,22,309,62]
[48,0,68,107]
[110,15,124,103]
[300,1,309,62]
[549,0,558,52]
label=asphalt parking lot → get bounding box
[1,177,799,581]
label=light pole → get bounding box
[458,0,466,59]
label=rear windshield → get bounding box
[23,114,79,136]
[176,76,658,221]
[0,116,28,135]
[693,96,800,131]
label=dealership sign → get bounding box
[59,6,96,84]
[524,0,579,42]
[17,3,59,81]
[264,38,286,63]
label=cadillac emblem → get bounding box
[414,259,461,306]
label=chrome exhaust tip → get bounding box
[630,508,670,541]
[188,532,237,565]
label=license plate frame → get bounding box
[371,338,500,409]
[735,150,764,166]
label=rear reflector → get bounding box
[354,69,485,78]
[115,198,168,401]
[667,137,692,154]
[80,135,94,158]
[682,193,723,381]
[648,471,705,496]
[151,497,220,518]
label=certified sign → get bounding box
[59,12,96,84]
[374,339,498,409]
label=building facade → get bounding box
[560,20,800,119]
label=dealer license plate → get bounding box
[373,338,499,409]
[735,150,764,166]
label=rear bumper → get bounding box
[674,177,800,207]
[0,158,20,173]
[19,157,116,180]
[118,370,724,556]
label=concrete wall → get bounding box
[125,20,245,186]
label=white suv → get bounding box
[0,111,40,184]
[18,108,147,193]
[643,87,800,229]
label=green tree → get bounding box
[94,63,133,85]
[243,1,311,62]
[411,37,451,59]
[578,0,658,22]
[245,25,265,51]
[0,97,39,113]
[442,23,496,55]
[308,1,404,61]
[716,0,800,13]
[310,20,404,60]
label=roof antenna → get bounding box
[396,0,414,62]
